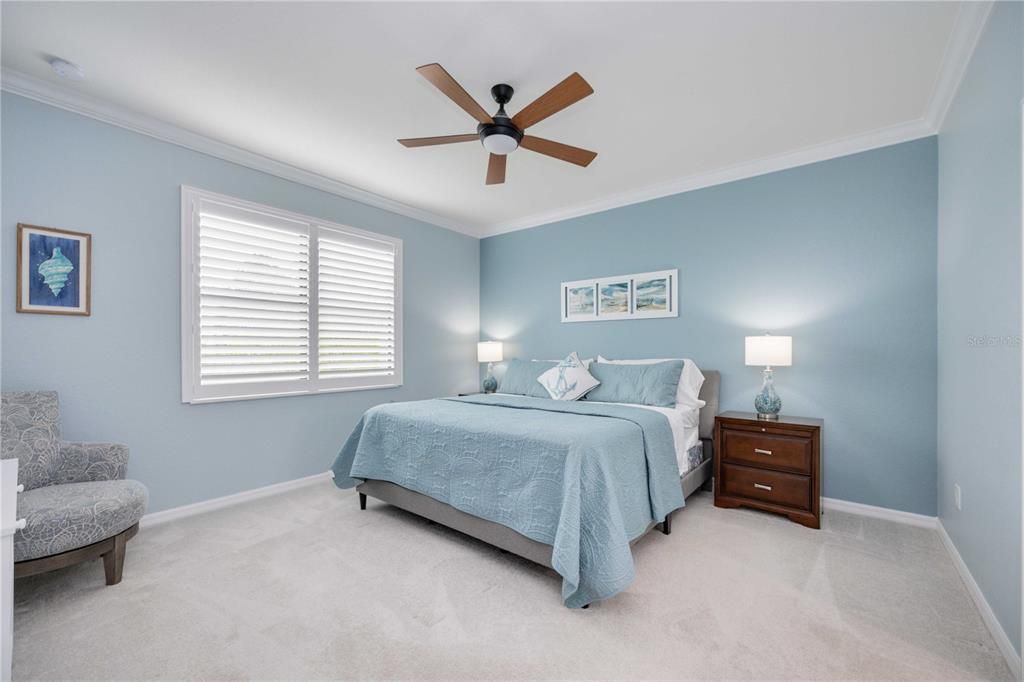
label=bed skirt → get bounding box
[356,442,714,570]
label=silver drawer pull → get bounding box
[754,448,773,456]
[753,483,773,492]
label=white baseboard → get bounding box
[141,480,1020,677]
[821,498,1019,677]
[140,471,333,528]
[937,521,1021,679]
[821,497,937,529]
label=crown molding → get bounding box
[2,0,992,241]
[480,2,991,238]
[479,116,934,238]
[0,68,477,237]
[923,1,994,132]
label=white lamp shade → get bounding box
[477,341,504,363]
[745,335,792,367]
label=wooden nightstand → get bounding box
[714,411,823,529]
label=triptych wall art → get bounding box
[561,269,678,323]
[17,223,92,316]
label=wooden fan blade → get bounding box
[486,154,507,185]
[520,136,597,167]
[511,72,593,130]
[416,63,493,125]
[398,134,479,148]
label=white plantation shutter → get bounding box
[198,206,310,389]
[182,187,402,403]
[317,228,398,383]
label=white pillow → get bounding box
[540,357,594,368]
[596,356,705,409]
[539,352,600,401]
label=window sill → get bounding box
[183,381,403,405]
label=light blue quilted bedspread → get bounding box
[330,393,684,607]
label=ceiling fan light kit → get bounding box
[398,63,597,185]
[478,84,522,155]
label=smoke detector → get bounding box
[48,58,85,81]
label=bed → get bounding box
[331,369,720,608]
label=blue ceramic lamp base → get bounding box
[482,362,497,394]
[754,367,782,420]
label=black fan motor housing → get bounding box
[478,83,523,145]
[491,83,514,105]
[477,118,523,145]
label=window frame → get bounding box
[180,186,403,404]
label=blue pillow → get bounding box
[498,359,558,398]
[584,360,684,407]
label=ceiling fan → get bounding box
[398,63,597,185]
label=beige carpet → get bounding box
[12,482,1013,680]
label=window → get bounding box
[181,187,402,403]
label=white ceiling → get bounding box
[2,2,964,237]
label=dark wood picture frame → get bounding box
[16,223,92,316]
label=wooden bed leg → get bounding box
[661,512,672,535]
[359,492,367,510]
[581,604,590,609]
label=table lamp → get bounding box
[744,334,792,420]
[478,341,503,393]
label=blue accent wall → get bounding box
[1,94,481,513]
[937,1,1022,654]
[482,137,939,516]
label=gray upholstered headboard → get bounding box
[697,370,720,441]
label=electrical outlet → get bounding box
[954,483,962,511]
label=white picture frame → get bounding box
[560,269,678,322]
[596,277,632,319]
[561,279,598,322]
[631,269,678,319]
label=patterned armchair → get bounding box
[1,391,148,585]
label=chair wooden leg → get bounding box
[102,528,128,586]
[359,492,367,510]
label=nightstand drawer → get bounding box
[721,429,811,474]
[720,463,811,511]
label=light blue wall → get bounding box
[937,1,1022,654]
[482,137,939,516]
[1,94,480,513]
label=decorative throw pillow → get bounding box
[597,356,706,409]
[498,359,559,397]
[538,352,600,401]
[584,360,684,407]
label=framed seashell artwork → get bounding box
[16,223,91,316]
